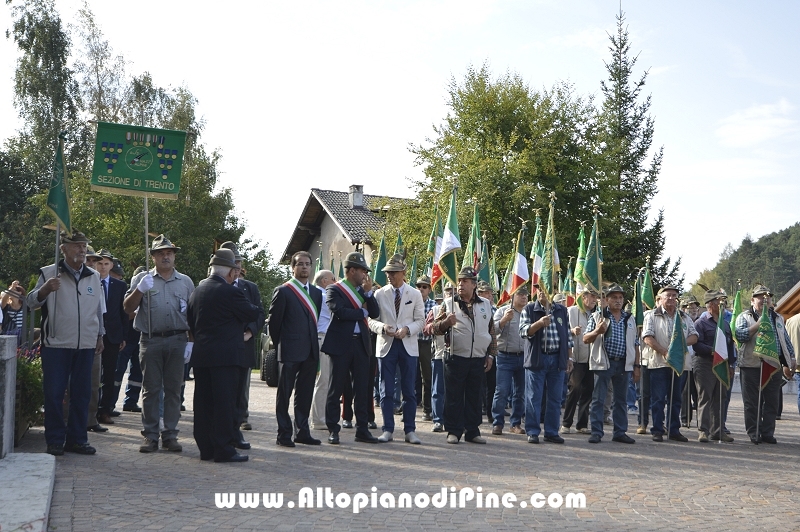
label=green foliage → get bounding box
[695,224,800,301]
[16,349,44,425]
[396,64,599,271]
[595,12,681,292]
[1,1,284,291]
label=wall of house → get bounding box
[306,216,375,278]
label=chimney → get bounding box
[348,184,363,209]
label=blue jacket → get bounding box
[521,301,571,371]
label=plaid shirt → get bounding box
[418,298,437,341]
[519,303,573,353]
[586,310,634,359]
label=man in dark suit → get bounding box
[268,251,323,447]
[322,252,380,444]
[220,242,265,442]
[95,249,129,426]
[188,249,260,463]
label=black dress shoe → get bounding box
[612,434,635,444]
[200,455,213,461]
[761,435,777,444]
[123,405,142,412]
[652,433,663,442]
[276,438,295,448]
[750,436,760,444]
[87,424,108,433]
[215,453,249,463]
[180,405,186,411]
[368,422,377,429]
[668,432,689,442]
[543,434,565,444]
[328,432,340,444]
[342,420,353,429]
[355,431,379,443]
[295,435,321,445]
[64,442,97,455]
[234,440,251,450]
[110,410,121,417]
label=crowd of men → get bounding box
[25,232,800,462]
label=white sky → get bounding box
[2,1,799,284]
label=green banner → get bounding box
[90,121,187,199]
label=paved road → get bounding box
[15,375,800,531]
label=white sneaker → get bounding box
[560,426,571,434]
[377,431,393,442]
[405,432,421,444]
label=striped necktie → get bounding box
[395,288,401,316]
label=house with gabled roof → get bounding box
[280,185,408,270]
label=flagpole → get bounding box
[755,362,762,444]
[668,371,675,439]
[718,374,723,444]
[52,221,61,338]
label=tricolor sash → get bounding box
[334,279,368,329]
[284,279,319,325]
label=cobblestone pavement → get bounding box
[15,374,800,531]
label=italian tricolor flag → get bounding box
[712,313,730,389]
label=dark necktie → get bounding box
[102,278,108,301]
[395,288,401,316]
[304,284,308,293]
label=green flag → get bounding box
[410,252,418,283]
[540,197,560,298]
[338,254,345,281]
[753,304,781,369]
[730,289,744,343]
[462,203,481,271]
[374,235,388,286]
[438,186,461,287]
[489,250,499,292]
[478,234,490,284]
[47,132,71,233]
[665,310,688,376]
[573,223,586,293]
[394,233,404,256]
[581,212,602,296]
[641,260,655,310]
[633,270,645,327]
[329,252,335,273]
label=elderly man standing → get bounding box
[189,249,260,462]
[28,230,105,456]
[433,267,495,444]
[124,235,194,453]
[735,285,796,444]
[641,286,698,442]
[219,242,265,441]
[583,284,639,444]
[310,269,336,430]
[520,288,573,444]
[692,290,735,443]
[269,251,323,447]
[368,254,425,444]
[491,286,529,436]
[562,288,599,435]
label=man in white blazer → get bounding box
[368,254,426,444]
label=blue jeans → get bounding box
[590,358,630,438]
[649,366,682,436]
[378,340,417,434]
[41,347,94,446]
[113,341,142,408]
[492,353,524,427]
[794,373,800,416]
[627,374,638,409]
[431,358,445,424]
[525,355,564,438]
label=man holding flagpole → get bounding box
[734,285,795,444]
[641,286,698,442]
[28,230,106,456]
[692,290,734,443]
